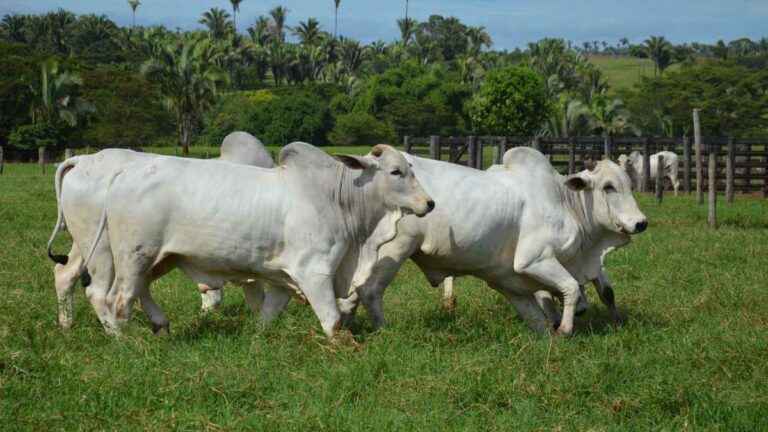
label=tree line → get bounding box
[1,3,767,156]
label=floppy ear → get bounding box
[564,172,593,191]
[335,154,376,170]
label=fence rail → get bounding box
[404,135,768,198]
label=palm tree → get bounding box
[334,0,341,39]
[141,36,229,155]
[643,36,673,76]
[45,9,76,54]
[269,6,288,43]
[541,95,590,137]
[397,18,416,45]
[293,18,321,46]
[248,16,272,47]
[31,58,94,127]
[586,95,638,137]
[466,26,492,56]
[199,8,233,41]
[339,38,367,77]
[267,41,290,85]
[127,0,141,28]
[230,0,243,33]
[1,14,29,43]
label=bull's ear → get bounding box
[564,173,592,191]
[335,154,376,170]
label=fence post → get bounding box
[603,135,612,160]
[693,109,704,204]
[403,136,412,154]
[655,154,664,204]
[64,148,75,160]
[494,137,506,165]
[0,145,4,175]
[532,136,540,152]
[568,137,576,174]
[467,136,478,169]
[708,145,717,228]
[641,138,651,192]
[429,135,441,161]
[38,147,46,174]
[765,143,768,199]
[683,136,691,194]
[476,137,484,169]
[726,138,735,204]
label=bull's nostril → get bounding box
[635,220,648,233]
[426,200,435,212]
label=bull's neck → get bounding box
[332,165,387,242]
[560,183,603,251]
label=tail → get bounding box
[81,169,124,273]
[47,156,80,265]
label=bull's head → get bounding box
[335,144,435,217]
[564,159,648,235]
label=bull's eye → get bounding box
[604,184,617,193]
[390,169,403,176]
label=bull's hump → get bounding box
[279,141,337,170]
[503,147,553,177]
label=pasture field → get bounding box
[1,161,767,431]
[587,55,681,92]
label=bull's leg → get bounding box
[241,281,265,316]
[514,257,581,336]
[199,284,224,313]
[139,288,170,335]
[297,274,340,339]
[106,268,147,335]
[260,286,292,324]
[505,293,552,335]
[593,271,623,325]
[54,244,83,329]
[534,291,560,326]
[441,277,457,312]
[82,246,116,332]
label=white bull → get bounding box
[344,147,647,335]
[47,132,274,329]
[77,143,433,337]
[618,150,680,196]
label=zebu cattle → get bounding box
[345,147,646,335]
[619,151,680,196]
[47,132,274,329]
[78,143,433,337]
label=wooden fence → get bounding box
[404,135,768,198]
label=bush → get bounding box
[204,86,338,146]
[469,66,551,136]
[328,112,397,146]
[8,123,60,150]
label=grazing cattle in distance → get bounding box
[345,147,646,335]
[47,132,274,329]
[619,151,680,196]
[78,143,434,337]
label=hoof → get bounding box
[442,296,457,312]
[152,323,170,336]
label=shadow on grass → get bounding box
[171,304,249,341]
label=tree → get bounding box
[469,66,551,136]
[31,58,93,128]
[141,36,229,154]
[586,94,637,137]
[334,0,341,39]
[127,0,141,29]
[199,8,233,41]
[397,18,416,45]
[230,0,243,33]
[294,18,321,46]
[643,36,673,76]
[248,16,272,47]
[1,14,29,43]
[269,6,288,43]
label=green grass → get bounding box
[1,163,767,430]
[588,55,681,93]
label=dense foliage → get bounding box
[1,7,767,154]
[469,66,550,136]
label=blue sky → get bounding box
[2,1,766,49]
